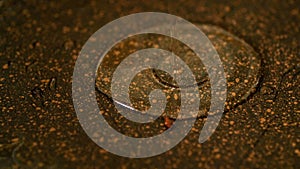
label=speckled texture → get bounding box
[96,24,261,119]
[0,0,299,168]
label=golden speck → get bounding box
[11,138,19,143]
[49,127,56,132]
[2,64,8,69]
[224,6,231,12]
[153,44,159,48]
[174,94,178,100]
[114,50,120,56]
[260,117,266,123]
[215,154,221,159]
[295,149,300,156]
[234,130,240,134]
[103,77,110,82]
[62,26,70,33]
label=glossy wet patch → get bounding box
[96,24,260,119]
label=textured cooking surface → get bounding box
[0,0,299,168]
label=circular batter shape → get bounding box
[73,12,227,158]
[96,24,260,119]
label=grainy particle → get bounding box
[103,77,110,82]
[224,6,231,12]
[295,149,300,156]
[174,94,178,100]
[113,50,120,56]
[2,64,8,69]
[62,26,70,33]
[49,127,56,132]
[260,117,266,123]
[11,138,19,143]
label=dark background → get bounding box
[0,0,299,168]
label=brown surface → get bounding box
[0,0,299,168]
